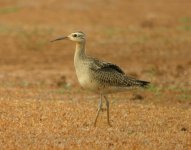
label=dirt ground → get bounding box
[0,0,191,149]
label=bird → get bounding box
[51,31,150,126]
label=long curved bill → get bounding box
[50,36,68,42]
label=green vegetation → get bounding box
[178,17,191,31]
[104,27,123,37]
[147,84,162,96]
[0,7,21,14]
[179,17,191,24]
[178,94,191,101]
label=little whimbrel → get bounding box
[51,31,150,126]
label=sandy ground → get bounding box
[0,0,191,149]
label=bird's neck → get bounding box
[74,40,87,61]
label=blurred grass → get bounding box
[178,25,191,31]
[179,17,191,24]
[0,24,54,51]
[178,17,191,31]
[147,84,162,96]
[104,27,123,37]
[18,27,54,51]
[0,7,21,14]
[178,94,191,101]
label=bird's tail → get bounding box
[124,76,150,88]
[136,80,150,88]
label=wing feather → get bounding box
[89,58,150,88]
[90,58,125,74]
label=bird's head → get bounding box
[51,31,86,43]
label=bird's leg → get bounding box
[94,94,103,126]
[104,95,112,126]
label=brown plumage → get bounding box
[89,58,150,89]
[51,31,150,126]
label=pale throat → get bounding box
[74,40,86,61]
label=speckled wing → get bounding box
[89,58,150,88]
[90,58,125,74]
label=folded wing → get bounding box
[90,58,150,88]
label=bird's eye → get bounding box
[73,34,77,37]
